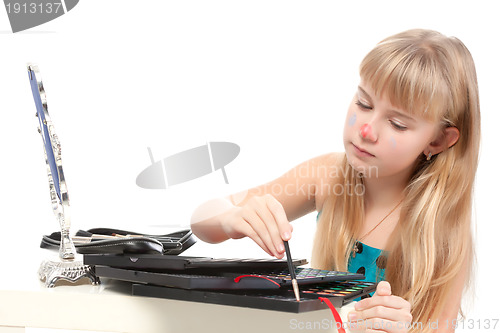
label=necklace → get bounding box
[352,197,404,258]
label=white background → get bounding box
[1,1,499,331]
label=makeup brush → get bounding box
[284,241,300,301]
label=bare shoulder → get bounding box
[311,152,345,211]
[228,152,345,221]
[313,152,344,169]
[281,152,344,181]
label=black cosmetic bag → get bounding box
[40,228,196,255]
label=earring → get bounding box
[426,152,432,161]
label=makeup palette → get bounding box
[222,267,365,286]
[132,280,378,313]
[298,280,377,299]
[93,266,365,290]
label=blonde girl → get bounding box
[191,29,480,333]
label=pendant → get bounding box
[352,243,358,258]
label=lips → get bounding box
[352,143,375,157]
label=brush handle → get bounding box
[283,241,296,280]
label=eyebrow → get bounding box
[357,86,417,124]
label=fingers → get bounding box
[374,281,392,296]
[231,218,274,257]
[241,204,282,258]
[350,305,412,322]
[349,282,412,333]
[254,196,285,255]
[356,296,411,312]
[264,194,293,241]
[239,195,291,258]
[222,194,292,258]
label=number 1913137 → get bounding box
[6,2,63,14]
[448,318,499,330]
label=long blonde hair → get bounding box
[312,29,480,329]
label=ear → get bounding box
[427,126,460,156]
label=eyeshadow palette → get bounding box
[83,254,308,271]
[93,266,365,290]
[299,280,377,298]
[222,267,365,286]
[132,280,378,313]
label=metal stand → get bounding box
[39,260,99,288]
[37,211,99,288]
[28,64,99,288]
[36,186,100,288]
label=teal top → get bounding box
[348,240,387,283]
[316,212,387,284]
[348,241,386,299]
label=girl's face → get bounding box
[343,81,440,179]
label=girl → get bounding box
[191,29,480,332]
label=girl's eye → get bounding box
[390,121,407,131]
[355,100,372,110]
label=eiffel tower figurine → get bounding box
[28,64,99,287]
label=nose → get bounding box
[360,123,377,142]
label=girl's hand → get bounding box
[347,281,412,333]
[220,194,292,259]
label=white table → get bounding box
[0,249,356,333]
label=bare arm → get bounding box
[190,152,343,258]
